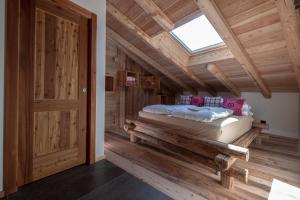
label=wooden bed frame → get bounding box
[124,118,268,190]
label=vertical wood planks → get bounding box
[44,13,57,99]
[35,9,80,100]
[33,110,78,157]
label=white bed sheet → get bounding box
[143,105,233,122]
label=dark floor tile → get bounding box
[6,160,125,200]
[3,160,173,200]
[79,173,173,200]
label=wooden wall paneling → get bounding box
[107,28,193,91]
[105,40,122,131]
[106,42,125,132]
[105,39,172,136]
[107,38,179,94]
[118,50,126,128]
[105,76,114,91]
[4,0,20,194]
[123,54,170,120]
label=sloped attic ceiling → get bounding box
[106,0,300,97]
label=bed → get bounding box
[124,104,266,190]
[139,110,253,143]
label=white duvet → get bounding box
[143,105,233,122]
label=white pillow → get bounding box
[242,103,253,116]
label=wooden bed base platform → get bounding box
[124,118,268,190]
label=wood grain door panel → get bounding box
[28,0,88,182]
[35,9,80,100]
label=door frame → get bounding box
[4,0,97,195]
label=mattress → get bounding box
[138,111,253,143]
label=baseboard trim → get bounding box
[96,155,106,162]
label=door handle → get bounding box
[82,88,87,93]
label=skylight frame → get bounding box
[170,15,224,54]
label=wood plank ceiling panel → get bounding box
[224,0,298,91]
[107,0,299,93]
[194,0,272,98]
[153,0,202,26]
[133,0,175,32]
[207,63,241,97]
[107,2,217,94]
[107,14,196,91]
[191,0,298,93]
[108,0,163,37]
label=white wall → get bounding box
[0,0,5,192]
[70,0,106,157]
[197,91,300,139]
[242,92,299,139]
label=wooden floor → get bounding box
[105,132,300,200]
[2,160,172,200]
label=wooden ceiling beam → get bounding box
[107,2,216,95]
[193,0,271,98]
[134,0,175,32]
[207,63,241,97]
[106,28,194,92]
[275,0,300,90]
[188,45,234,67]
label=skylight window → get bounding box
[171,15,223,52]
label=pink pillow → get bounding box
[191,96,204,107]
[223,98,245,116]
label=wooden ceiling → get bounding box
[106,0,300,97]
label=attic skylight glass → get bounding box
[171,15,223,52]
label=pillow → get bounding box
[178,95,192,105]
[191,96,204,107]
[223,98,245,116]
[242,103,253,116]
[204,96,224,107]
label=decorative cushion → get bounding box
[223,98,245,116]
[204,96,224,107]
[178,95,192,105]
[191,96,204,107]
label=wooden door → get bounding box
[28,0,88,182]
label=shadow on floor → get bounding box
[3,160,173,200]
